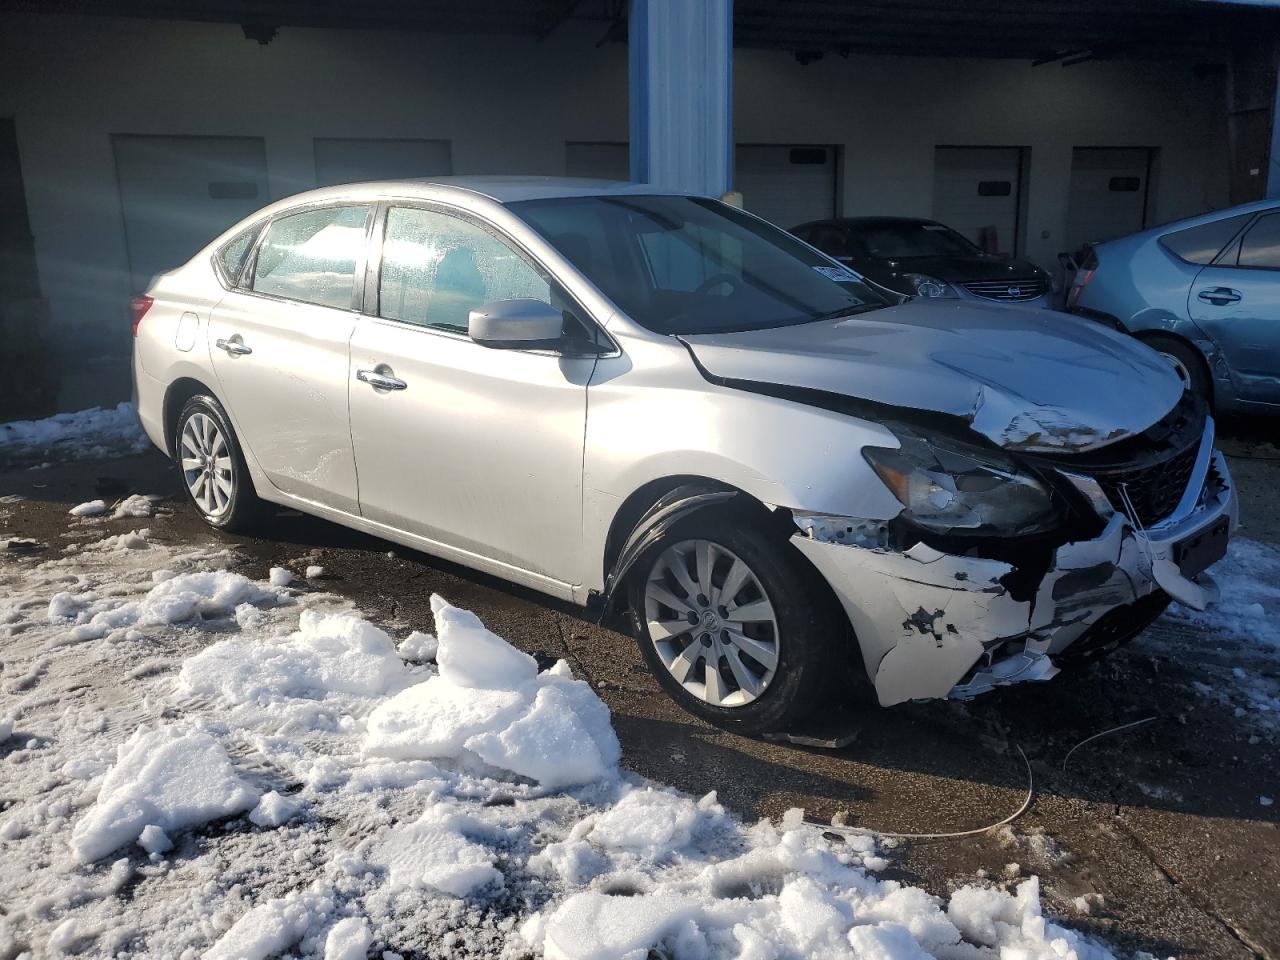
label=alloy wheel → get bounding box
[180,412,234,517]
[642,539,781,707]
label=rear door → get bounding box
[207,203,370,513]
[348,203,593,585]
[1188,211,1280,403]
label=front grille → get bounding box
[1092,442,1200,527]
[961,277,1050,302]
[1028,392,1208,529]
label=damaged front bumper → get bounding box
[792,438,1238,707]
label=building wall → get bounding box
[734,48,1229,268]
[0,12,1228,352]
[0,14,629,352]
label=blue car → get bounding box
[1068,200,1280,412]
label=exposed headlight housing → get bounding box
[903,273,957,299]
[863,430,1061,536]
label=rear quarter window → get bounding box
[215,227,261,286]
[1157,213,1254,265]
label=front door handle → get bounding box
[1197,287,1242,306]
[356,367,407,391]
[215,336,252,356]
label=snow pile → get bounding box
[0,524,1119,959]
[69,499,107,517]
[525,826,1113,960]
[367,800,508,897]
[397,629,438,662]
[49,562,287,644]
[181,608,412,706]
[112,494,156,519]
[365,597,621,789]
[70,725,259,863]
[1166,536,1280,650]
[1159,536,1280,725]
[0,401,150,459]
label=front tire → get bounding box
[173,394,270,533]
[627,510,849,734]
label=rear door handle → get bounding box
[214,336,252,356]
[356,368,407,391]
[1197,287,1241,306]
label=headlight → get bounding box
[863,430,1060,536]
[903,273,957,299]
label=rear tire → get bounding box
[173,394,271,534]
[1146,335,1211,403]
[626,509,851,734]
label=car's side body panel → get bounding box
[207,289,361,514]
[1073,200,1280,412]
[132,177,1240,713]
[580,327,906,595]
[348,314,596,583]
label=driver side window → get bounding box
[379,207,552,332]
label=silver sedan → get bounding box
[133,177,1236,733]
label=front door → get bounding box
[349,204,593,585]
[1189,211,1280,404]
[208,204,370,512]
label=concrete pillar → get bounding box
[628,0,733,196]
[1226,31,1279,203]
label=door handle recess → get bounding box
[215,337,253,356]
[356,368,407,391]
[1197,287,1242,306]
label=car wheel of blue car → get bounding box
[1146,336,1211,403]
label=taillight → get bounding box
[130,295,154,336]
[1064,253,1095,313]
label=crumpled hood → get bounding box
[680,299,1184,453]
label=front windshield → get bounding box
[511,195,890,335]
[853,221,983,260]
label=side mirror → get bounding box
[468,299,566,350]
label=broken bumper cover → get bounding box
[791,448,1238,707]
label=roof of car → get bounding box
[291,176,671,205]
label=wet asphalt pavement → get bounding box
[2,418,1278,959]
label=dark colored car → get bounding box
[791,216,1053,308]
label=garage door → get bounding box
[735,145,838,228]
[1065,147,1153,252]
[314,137,452,188]
[933,146,1025,256]
[113,135,268,294]
[565,142,629,181]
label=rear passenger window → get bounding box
[1237,213,1280,270]
[1158,213,1253,265]
[252,206,368,309]
[378,207,551,332]
[216,228,259,286]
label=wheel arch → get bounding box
[596,475,845,630]
[1132,329,1215,407]
[161,377,223,458]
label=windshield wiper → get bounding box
[809,302,883,323]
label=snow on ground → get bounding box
[0,521,1125,959]
[1160,536,1280,727]
[0,402,150,461]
